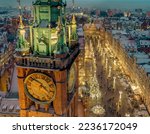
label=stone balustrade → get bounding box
[15,46,80,70]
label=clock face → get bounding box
[24,73,56,104]
[68,63,77,93]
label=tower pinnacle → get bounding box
[17,0,22,15]
[19,15,24,29]
[72,14,76,25]
[72,0,75,10]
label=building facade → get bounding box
[0,35,14,93]
[83,23,150,116]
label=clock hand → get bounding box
[30,80,41,88]
[40,83,55,93]
[30,77,50,92]
[30,77,46,96]
[39,86,49,96]
[30,77,54,97]
[30,77,43,85]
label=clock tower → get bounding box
[15,0,79,117]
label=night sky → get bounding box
[0,0,150,10]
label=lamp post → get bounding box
[113,76,116,90]
[108,66,112,77]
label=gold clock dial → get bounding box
[24,73,56,104]
[68,63,77,93]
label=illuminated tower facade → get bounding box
[15,0,79,117]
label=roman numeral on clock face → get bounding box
[24,73,56,104]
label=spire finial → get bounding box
[17,0,22,15]
[19,15,24,29]
[72,0,75,10]
[17,0,24,29]
[57,16,61,27]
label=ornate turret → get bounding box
[54,17,68,54]
[71,14,78,41]
[19,15,24,29]
[16,1,29,56]
[72,14,76,25]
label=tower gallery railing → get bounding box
[14,46,79,70]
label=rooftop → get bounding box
[0,98,19,116]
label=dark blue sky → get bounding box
[0,0,150,10]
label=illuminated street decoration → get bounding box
[108,66,112,77]
[113,59,117,70]
[117,91,123,112]
[91,105,105,116]
[113,76,116,89]
[105,58,108,70]
[78,34,104,116]
[83,23,150,116]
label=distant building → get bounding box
[0,97,19,117]
[146,11,150,17]
[124,11,131,17]
[0,32,15,92]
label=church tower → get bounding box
[15,0,79,117]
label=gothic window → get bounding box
[51,8,59,22]
[39,41,46,46]
[40,6,49,20]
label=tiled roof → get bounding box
[0,98,20,116]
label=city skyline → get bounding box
[0,0,150,10]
